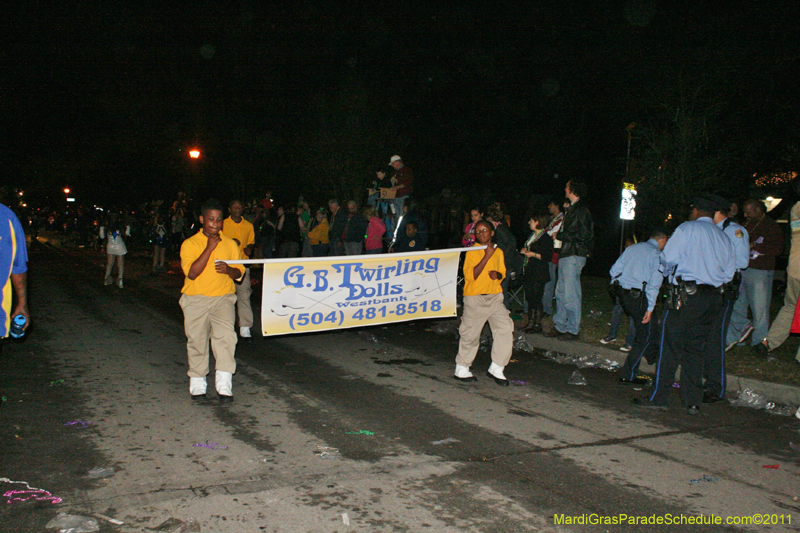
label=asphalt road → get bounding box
[1,243,799,532]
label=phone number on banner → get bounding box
[288,300,443,331]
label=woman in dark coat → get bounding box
[519,212,554,333]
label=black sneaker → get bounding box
[702,393,726,404]
[632,398,667,411]
[753,342,769,356]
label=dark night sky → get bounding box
[2,1,799,214]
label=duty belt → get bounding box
[621,287,644,299]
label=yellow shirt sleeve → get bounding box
[462,245,505,296]
[180,231,246,296]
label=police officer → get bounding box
[633,196,735,414]
[703,195,749,403]
[610,228,669,383]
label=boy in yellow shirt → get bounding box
[222,199,256,339]
[455,220,513,386]
[180,199,246,401]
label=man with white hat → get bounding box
[389,155,414,221]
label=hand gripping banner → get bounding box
[227,247,480,336]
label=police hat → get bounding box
[689,195,718,213]
[705,194,732,212]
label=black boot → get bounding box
[532,308,543,333]
[524,309,541,333]
[518,312,533,331]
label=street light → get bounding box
[189,149,201,159]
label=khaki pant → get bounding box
[235,268,254,329]
[765,274,800,350]
[180,293,237,377]
[456,293,514,368]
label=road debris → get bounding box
[192,441,228,450]
[730,389,798,416]
[689,475,717,485]
[567,370,587,386]
[1,477,62,504]
[431,437,460,445]
[346,430,375,436]
[513,333,534,352]
[64,420,94,429]
[93,513,124,525]
[314,446,340,459]
[88,467,115,478]
[45,512,99,532]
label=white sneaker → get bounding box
[116,279,123,288]
[216,370,233,397]
[454,364,474,379]
[239,327,252,338]
[487,362,507,380]
[104,277,113,286]
[189,377,207,396]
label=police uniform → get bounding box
[643,197,735,412]
[610,238,665,381]
[702,198,749,400]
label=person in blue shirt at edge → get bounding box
[702,194,750,404]
[0,203,30,354]
[633,195,735,415]
[610,228,669,384]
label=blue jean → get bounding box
[726,269,773,346]
[608,302,636,345]
[393,197,406,218]
[542,262,557,314]
[553,255,586,335]
[367,192,379,208]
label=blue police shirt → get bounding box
[1,204,29,337]
[718,218,750,271]
[609,239,664,311]
[661,217,735,287]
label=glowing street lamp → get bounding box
[189,149,201,159]
[63,188,70,194]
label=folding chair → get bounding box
[507,283,526,311]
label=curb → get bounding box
[521,332,800,408]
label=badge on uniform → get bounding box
[735,229,743,238]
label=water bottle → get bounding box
[9,315,26,339]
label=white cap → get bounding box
[389,155,402,164]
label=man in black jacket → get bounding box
[327,199,346,256]
[343,200,368,255]
[487,205,521,309]
[547,179,594,340]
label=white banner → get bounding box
[228,247,479,336]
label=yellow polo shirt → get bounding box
[222,216,255,259]
[462,244,506,296]
[180,231,245,296]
